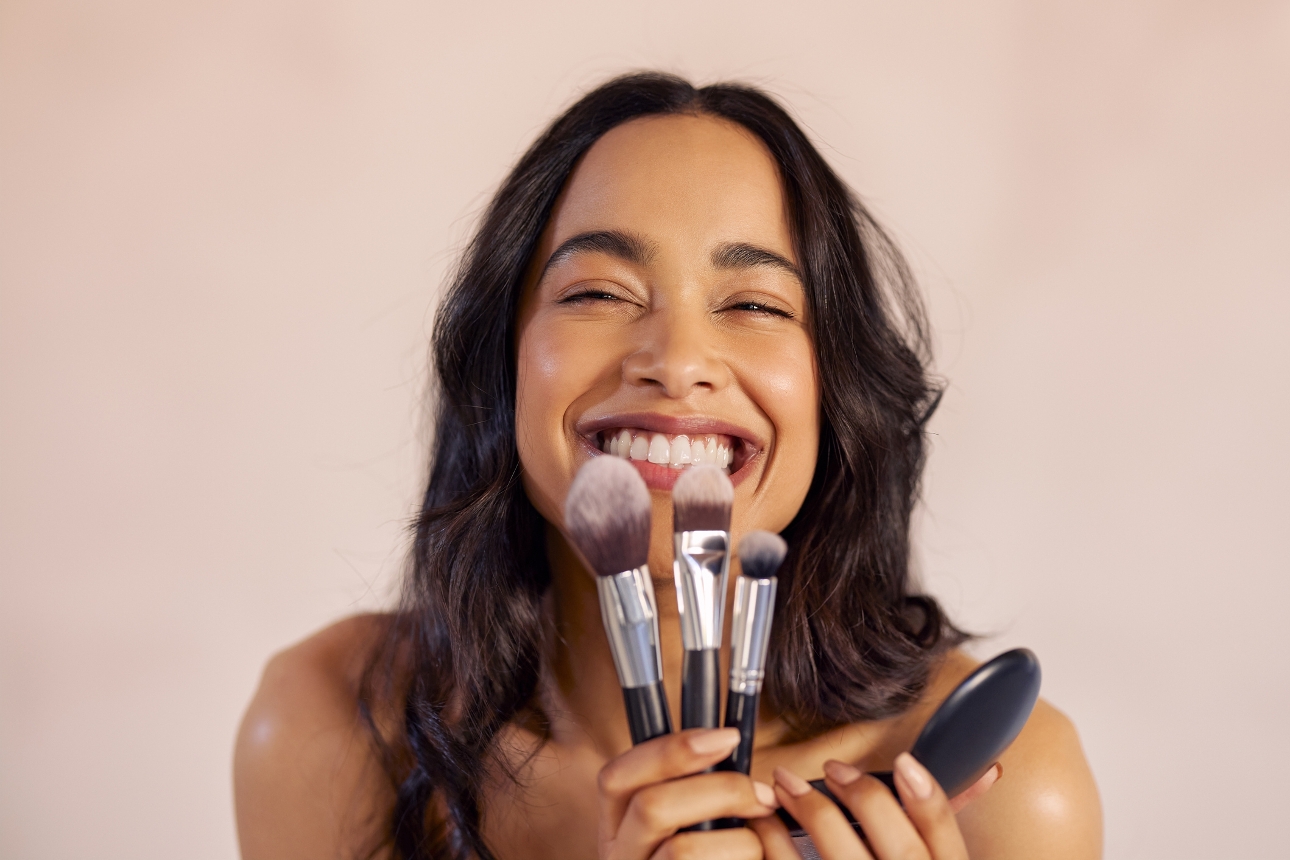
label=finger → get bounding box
[892,753,969,860]
[618,772,777,855]
[948,763,1001,814]
[648,827,764,860]
[772,766,874,860]
[748,814,803,860]
[822,760,928,860]
[599,729,742,832]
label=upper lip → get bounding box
[576,412,765,452]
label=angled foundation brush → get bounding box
[718,530,785,776]
[671,465,734,733]
[565,456,672,745]
[672,465,733,832]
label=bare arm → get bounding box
[234,616,395,860]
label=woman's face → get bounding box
[516,114,819,558]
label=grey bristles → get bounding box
[672,465,734,533]
[737,531,788,580]
[564,456,652,576]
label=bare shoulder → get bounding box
[234,614,396,860]
[930,651,1102,859]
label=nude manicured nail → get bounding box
[689,728,740,754]
[753,780,778,808]
[773,766,813,798]
[896,753,933,800]
[823,760,862,786]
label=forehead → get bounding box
[545,113,794,260]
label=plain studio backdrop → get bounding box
[2,1,1288,857]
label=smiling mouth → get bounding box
[596,428,744,473]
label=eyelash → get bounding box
[558,290,794,319]
[727,300,794,319]
[558,289,621,304]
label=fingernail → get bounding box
[753,780,778,808]
[896,753,933,800]
[773,766,813,798]
[823,760,862,786]
[689,728,740,755]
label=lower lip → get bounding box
[627,458,690,491]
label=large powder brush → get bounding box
[564,456,672,744]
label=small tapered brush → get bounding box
[716,530,785,787]
[565,455,672,745]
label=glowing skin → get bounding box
[515,114,820,583]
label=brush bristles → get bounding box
[672,465,733,533]
[564,456,652,576]
[738,531,787,580]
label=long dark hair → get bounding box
[360,71,964,860]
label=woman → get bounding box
[234,73,1101,860]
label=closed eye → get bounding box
[558,288,623,305]
[725,300,795,319]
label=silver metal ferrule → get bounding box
[728,574,778,695]
[672,530,730,652]
[596,565,663,689]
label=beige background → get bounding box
[2,1,1288,857]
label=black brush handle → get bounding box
[717,690,758,775]
[679,649,721,831]
[681,649,721,729]
[623,682,672,746]
[774,774,896,838]
[709,689,760,830]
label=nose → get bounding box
[622,308,729,398]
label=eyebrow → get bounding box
[540,230,656,279]
[710,242,802,281]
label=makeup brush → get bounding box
[564,455,672,745]
[719,530,785,776]
[670,465,734,832]
[672,465,735,733]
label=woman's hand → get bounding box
[750,753,1001,860]
[597,727,780,860]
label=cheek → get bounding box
[742,332,819,527]
[514,319,610,524]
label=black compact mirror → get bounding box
[777,647,1041,838]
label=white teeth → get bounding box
[647,433,670,465]
[629,434,650,461]
[601,428,736,472]
[669,435,691,469]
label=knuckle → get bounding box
[597,761,626,796]
[631,788,670,831]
